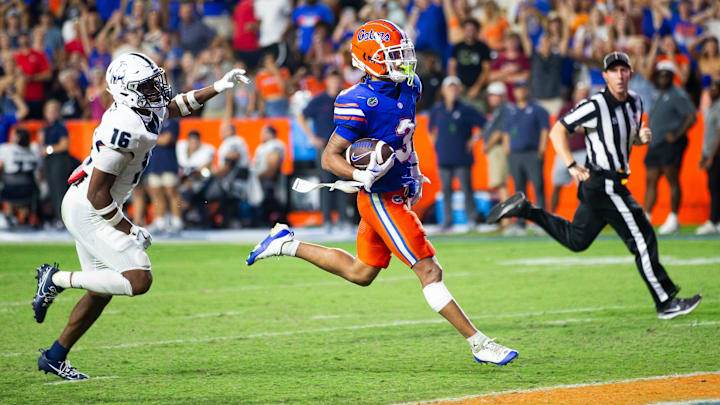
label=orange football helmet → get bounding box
[350,19,416,84]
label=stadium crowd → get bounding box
[0,0,719,235]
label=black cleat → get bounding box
[487,192,529,224]
[32,263,64,323]
[657,294,702,319]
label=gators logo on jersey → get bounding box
[367,97,378,107]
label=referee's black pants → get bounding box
[521,173,678,308]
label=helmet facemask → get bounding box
[372,37,416,85]
[126,69,172,109]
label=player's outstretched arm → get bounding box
[168,69,249,119]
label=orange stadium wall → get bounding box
[19,114,710,225]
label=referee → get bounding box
[487,52,702,319]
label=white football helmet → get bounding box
[106,52,171,110]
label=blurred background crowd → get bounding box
[0,0,719,236]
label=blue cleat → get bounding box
[38,349,89,380]
[471,339,518,366]
[246,224,295,266]
[32,263,64,323]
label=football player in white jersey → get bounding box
[32,52,249,380]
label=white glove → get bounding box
[130,225,152,250]
[352,151,396,192]
[213,69,250,93]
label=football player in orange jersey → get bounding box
[248,20,517,365]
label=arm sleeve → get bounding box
[559,100,597,133]
[93,146,131,176]
[334,125,363,143]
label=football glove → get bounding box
[130,225,152,250]
[352,151,396,192]
[213,69,250,93]
[408,152,430,206]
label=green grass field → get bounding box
[1,233,719,404]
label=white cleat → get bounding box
[246,223,295,265]
[472,338,518,366]
[658,213,679,235]
[696,220,719,235]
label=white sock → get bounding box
[53,270,133,296]
[467,331,490,347]
[51,271,72,289]
[281,240,300,256]
[667,212,678,221]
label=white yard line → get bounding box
[396,370,720,405]
[0,272,473,307]
[670,320,720,327]
[6,298,719,358]
[185,311,242,319]
[2,308,604,358]
[43,376,119,385]
[502,255,720,267]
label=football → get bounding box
[345,138,394,170]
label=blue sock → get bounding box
[47,340,69,362]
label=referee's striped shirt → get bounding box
[559,88,644,173]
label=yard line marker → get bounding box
[501,255,720,267]
[6,300,716,358]
[44,376,119,385]
[0,272,472,308]
[186,311,242,319]
[2,309,603,358]
[671,320,720,327]
[396,370,720,405]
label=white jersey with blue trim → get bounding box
[333,75,422,193]
[79,103,166,204]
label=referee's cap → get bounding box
[603,52,632,71]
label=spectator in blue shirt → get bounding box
[409,0,448,64]
[429,76,485,230]
[292,0,334,54]
[0,83,28,144]
[178,1,217,56]
[146,118,183,234]
[501,80,549,229]
[296,70,350,230]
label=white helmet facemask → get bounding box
[371,36,417,85]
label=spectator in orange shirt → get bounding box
[656,35,690,86]
[256,53,290,117]
[14,33,51,119]
[480,1,509,51]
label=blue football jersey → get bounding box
[333,75,422,193]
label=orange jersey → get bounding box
[256,68,290,99]
[356,190,435,268]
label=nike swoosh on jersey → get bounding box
[351,152,372,162]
